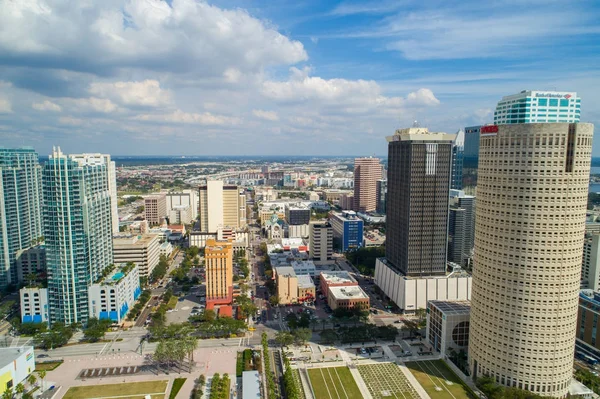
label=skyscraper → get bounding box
[494,90,580,124]
[451,129,464,190]
[199,181,246,233]
[468,123,594,397]
[447,190,475,267]
[205,238,233,308]
[353,157,382,213]
[385,127,455,276]
[309,221,333,264]
[0,148,43,288]
[43,148,114,324]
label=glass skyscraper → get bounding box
[43,148,114,324]
[494,90,580,124]
[0,148,43,288]
[451,129,464,190]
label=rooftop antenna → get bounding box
[412,120,420,128]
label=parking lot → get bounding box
[165,291,206,324]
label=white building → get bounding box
[0,347,35,392]
[20,287,49,324]
[288,224,309,238]
[291,260,316,277]
[242,370,261,399]
[374,258,472,312]
[112,234,160,277]
[426,300,470,358]
[159,242,174,257]
[88,263,141,323]
[494,90,580,124]
[166,190,198,222]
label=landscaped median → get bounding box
[405,359,477,399]
[307,366,362,399]
[62,380,169,399]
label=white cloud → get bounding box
[406,88,440,106]
[0,98,13,113]
[89,80,171,107]
[67,97,118,113]
[133,110,241,126]
[252,109,279,121]
[58,116,84,125]
[32,100,62,112]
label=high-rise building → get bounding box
[447,190,475,267]
[451,129,465,190]
[330,211,364,252]
[199,181,245,233]
[205,238,233,308]
[376,180,387,214]
[144,194,167,226]
[0,148,43,288]
[494,90,580,124]
[112,234,161,278]
[285,203,310,226]
[385,127,455,277]
[309,221,333,264]
[15,245,46,284]
[463,126,482,189]
[582,230,600,290]
[70,154,118,234]
[165,190,198,224]
[469,123,594,397]
[43,148,114,324]
[353,157,382,213]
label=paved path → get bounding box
[347,366,373,399]
[397,361,431,399]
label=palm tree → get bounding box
[26,374,36,389]
[2,387,13,399]
[38,370,47,391]
[15,383,24,399]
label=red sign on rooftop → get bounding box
[481,125,499,134]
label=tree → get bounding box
[38,370,47,391]
[83,317,112,342]
[26,374,36,388]
[275,331,294,347]
[2,388,13,399]
[15,384,24,399]
[319,329,338,344]
[269,295,280,306]
[292,328,312,345]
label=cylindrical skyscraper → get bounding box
[469,123,594,397]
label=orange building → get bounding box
[353,157,382,213]
[205,238,233,308]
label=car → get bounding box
[37,354,49,358]
[394,320,402,324]
[178,297,185,302]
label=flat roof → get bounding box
[320,271,356,285]
[242,370,261,399]
[329,285,369,300]
[429,300,471,315]
[297,275,314,289]
[0,347,34,366]
[113,234,159,246]
[275,266,296,278]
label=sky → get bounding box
[1,0,600,157]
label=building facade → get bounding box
[327,286,370,310]
[582,230,600,290]
[448,190,475,267]
[494,90,581,124]
[199,181,245,233]
[166,190,198,222]
[451,130,465,190]
[463,126,482,188]
[275,266,298,305]
[309,221,333,264]
[15,245,46,284]
[0,148,43,288]
[20,287,49,324]
[353,157,382,213]
[0,347,35,393]
[385,127,455,277]
[468,123,594,397]
[426,300,470,358]
[88,263,141,323]
[205,238,233,308]
[319,271,357,298]
[43,148,114,325]
[112,234,160,278]
[144,194,167,226]
[376,180,387,214]
[330,211,364,252]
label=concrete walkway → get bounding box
[397,362,431,399]
[347,366,373,399]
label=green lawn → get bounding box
[291,369,306,398]
[357,363,420,399]
[169,378,186,399]
[35,361,63,371]
[62,380,169,399]
[307,367,363,399]
[405,360,477,399]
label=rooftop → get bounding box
[429,300,471,315]
[320,271,356,285]
[113,234,159,247]
[329,285,369,300]
[275,266,296,278]
[242,370,261,399]
[297,274,314,289]
[0,346,34,366]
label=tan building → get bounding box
[353,157,382,213]
[199,181,246,233]
[469,123,594,398]
[339,193,354,210]
[144,194,167,226]
[327,285,370,310]
[112,234,160,277]
[309,221,333,264]
[275,266,298,305]
[298,275,316,302]
[320,271,357,298]
[205,238,233,308]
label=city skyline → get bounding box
[1,1,599,156]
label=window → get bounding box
[549,99,558,106]
[538,99,548,106]
[560,99,569,107]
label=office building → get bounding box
[0,347,35,392]
[0,148,43,288]
[320,271,357,298]
[70,153,118,234]
[468,122,594,397]
[199,181,246,233]
[327,286,370,310]
[205,238,233,308]
[330,211,364,252]
[144,194,167,226]
[448,190,475,267]
[20,287,49,324]
[274,266,298,305]
[166,190,198,222]
[463,126,482,188]
[309,221,333,264]
[285,203,310,225]
[582,229,600,290]
[112,234,160,278]
[385,127,455,277]
[376,180,387,214]
[15,245,46,284]
[339,193,354,211]
[494,90,581,124]
[451,129,465,190]
[88,263,141,323]
[426,300,470,358]
[353,157,382,213]
[43,148,114,324]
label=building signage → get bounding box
[480,125,499,136]
[535,92,574,99]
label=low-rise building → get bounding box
[319,271,357,298]
[242,370,261,399]
[426,300,471,358]
[0,347,35,392]
[112,234,160,277]
[297,275,316,302]
[88,263,141,323]
[291,260,316,277]
[330,211,364,252]
[15,245,46,284]
[364,229,386,247]
[275,266,298,305]
[145,194,167,226]
[327,285,370,310]
[159,241,174,257]
[19,287,49,324]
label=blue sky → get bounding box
[1,0,599,156]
